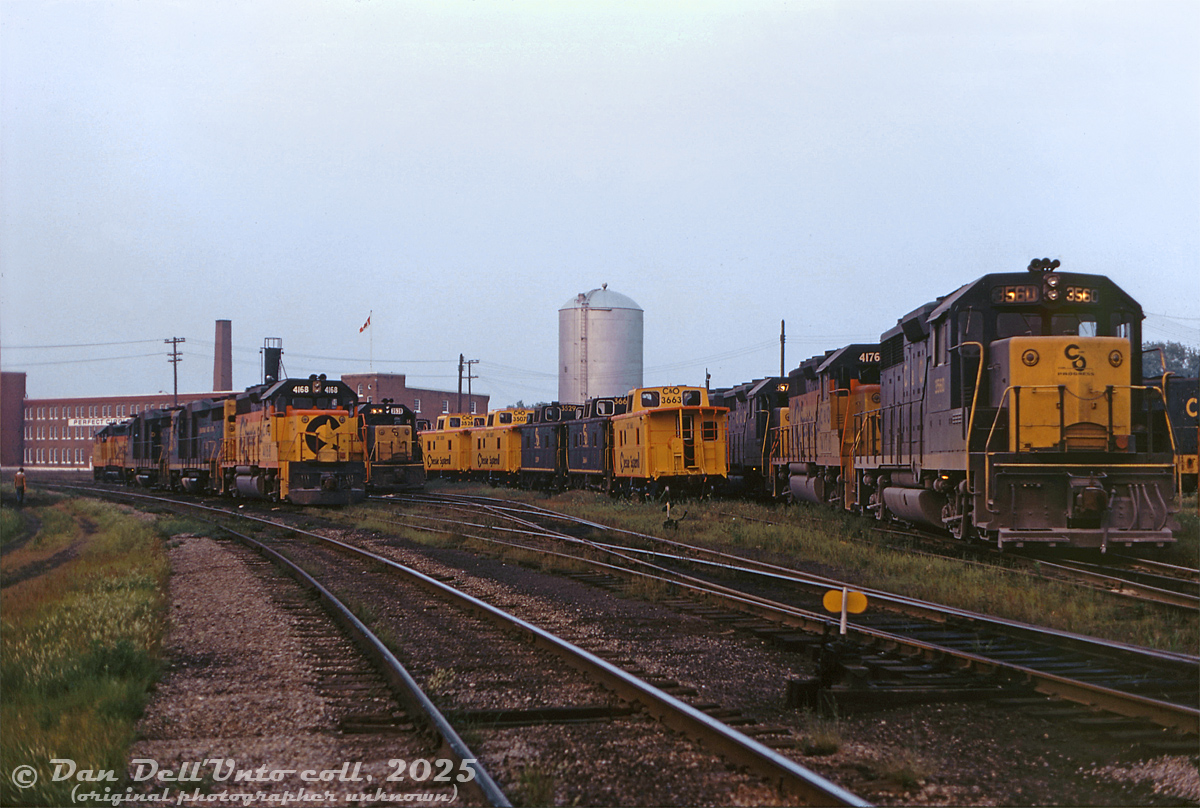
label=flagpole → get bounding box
[369,310,374,372]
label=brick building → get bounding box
[2,374,489,470]
[15,391,218,470]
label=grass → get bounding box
[798,710,843,756]
[376,482,1199,655]
[0,499,171,807]
[514,762,557,807]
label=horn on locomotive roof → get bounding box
[1027,257,1062,272]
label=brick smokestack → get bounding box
[213,320,232,391]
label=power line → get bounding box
[3,339,163,350]
[2,352,164,367]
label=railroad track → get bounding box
[54,483,866,807]
[379,491,1199,742]
[196,521,508,806]
[866,524,1200,611]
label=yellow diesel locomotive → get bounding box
[222,375,365,504]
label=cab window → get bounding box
[996,312,1041,339]
[1051,314,1098,337]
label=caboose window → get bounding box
[683,390,701,406]
[499,413,513,425]
[641,391,660,408]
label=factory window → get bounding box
[118,405,125,416]
[414,398,421,413]
[470,401,477,414]
[442,400,449,413]
[37,449,44,463]
[38,407,45,420]
[358,384,364,395]
[50,407,57,419]
[77,449,84,463]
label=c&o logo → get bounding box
[1064,344,1087,371]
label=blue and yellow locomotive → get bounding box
[757,261,1180,549]
[357,400,426,493]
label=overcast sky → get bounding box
[2,0,1197,405]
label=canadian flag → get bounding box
[360,314,371,333]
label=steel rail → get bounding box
[383,494,1200,733]
[391,493,1199,669]
[1029,558,1199,610]
[46,483,511,806]
[58,483,867,807]
[232,514,870,807]
[199,524,511,807]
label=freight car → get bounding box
[357,399,426,493]
[610,386,728,497]
[516,403,581,489]
[422,413,485,479]
[421,387,729,497]
[92,374,367,505]
[564,396,627,490]
[762,261,1179,550]
[471,406,535,483]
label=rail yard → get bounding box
[4,472,1196,806]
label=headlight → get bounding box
[1045,274,1059,287]
[1046,288,1059,301]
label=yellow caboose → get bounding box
[471,407,533,483]
[611,386,727,496]
[422,413,483,478]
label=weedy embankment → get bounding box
[1,495,173,807]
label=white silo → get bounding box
[558,285,643,404]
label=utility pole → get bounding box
[780,320,786,377]
[464,359,479,413]
[165,337,186,406]
[457,356,480,413]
